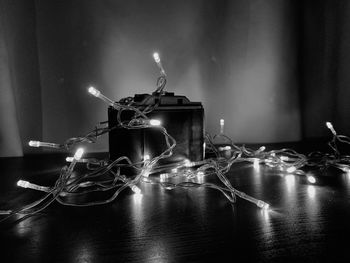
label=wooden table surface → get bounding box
[1,142,350,262]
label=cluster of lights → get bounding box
[2,52,350,220]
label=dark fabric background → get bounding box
[0,0,349,157]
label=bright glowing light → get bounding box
[326,121,336,135]
[28,140,40,147]
[131,185,141,194]
[153,52,160,63]
[149,119,161,126]
[326,121,333,130]
[88,86,100,97]
[74,148,84,160]
[253,159,260,170]
[307,175,316,184]
[66,157,74,162]
[258,146,266,152]
[280,156,289,161]
[218,146,231,151]
[257,200,270,210]
[220,119,224,134]
[171,168,178,173]
[144,154,150,161]
[17,180,30,188]
[286,166,297,173]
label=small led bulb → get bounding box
[28,140,41,147]
[326,121,337,135]
[144,154,150,161]
[17,180,30,188]
[257,146,266,152]
[286,166,297,173]
[220,119,225,134]
[153,52,160,63]
[88,86,100,97]
[257,200,270,210]
[149,119,161,126]
[307,175,316,184]
[74,148,84,161]
[280,156,289,161]
[131,185,141,194]
[65,157,74,162]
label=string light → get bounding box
[149,119,161,126]
[326,121,337,136]
[28,140,61,149]
[3,54,350,223]
[307,175,317,184]
[153,52,166,76]
[220,119,225,134]
[88,86,115,106]
[17,180,50,192]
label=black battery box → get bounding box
[108,92,204,170]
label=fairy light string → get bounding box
[1,53,350,219]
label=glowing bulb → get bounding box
[74,148,84,160]
[65,157,74,162]
[144,154,150,161]
[286,166,297,173]
[326,121,337,135]
[131,185,141,194]
[218,146,231,151]
[257,200,270,210]
[307,175,316,184]
[326,121,333,130]
[88,86,100,97]
[17,180,30,188]
[28,140,40,147]
[153,52,160,63]
[149,119,161,126]
[220,119,225,134]
[280,156,289,161]
[171,168,178,173]
[28,140,60,149]
[257,146,266,152]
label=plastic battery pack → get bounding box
[108,92,204,171]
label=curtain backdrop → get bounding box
[0,0,349,157]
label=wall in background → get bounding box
[0,0,42,157]
[35,0,301,153]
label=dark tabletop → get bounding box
[1,142,350,263]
